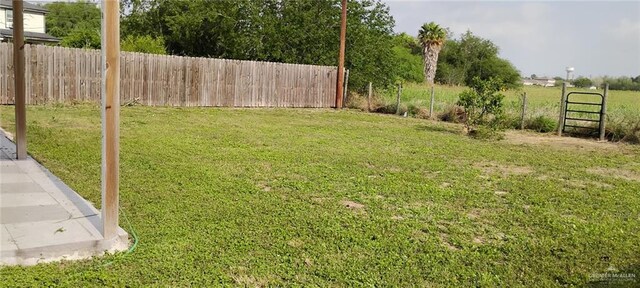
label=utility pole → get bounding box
[101,0,120,239]
[335,0,347,109]
[13,0,26,159]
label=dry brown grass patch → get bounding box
[474,161,533,177]
[586,167,640,182]
[504,130,626,153]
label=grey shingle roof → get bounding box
[0,0,49,14]
[0,28,60,43]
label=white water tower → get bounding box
[565,67,574,81]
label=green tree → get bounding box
[602,76,640,91]
[121,0,398,91]
[418,22,446,85]
[553,76,564,86]
[121,35,166,54]
[435,31,521,88]
[391,33,423,83]
[45,1,101,48]
[393,32,421,55]
[60,26,101,49]
[572,77,593,88]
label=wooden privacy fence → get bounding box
[0,43,338,107]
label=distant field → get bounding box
[363,83,639,141]
[391,83,640,119]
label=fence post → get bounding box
[557,82,567,136]
[599,83,608,141]
[429,86,435,119]
[520,92,527,130]
[343,69,349,108]
[395,83,402,115]
[101,0,120,239]
[13,0,27,160]
[367,82,372,112]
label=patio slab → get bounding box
[0,129,128,266]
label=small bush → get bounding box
[456,77,505,130]
[345,92,386,112]
[406,103,420,116]
[438,105,466,123]
[500,114,522,130]
[374,102,407,115]
[468,125,504,140]
[527,116,557,132]
[121,35,167,55]
[607,117,640,144]
[345,92,367,110]
[414,107,431,119]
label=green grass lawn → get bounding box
[1,105,640,286]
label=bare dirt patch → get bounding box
[287,239,304,248]
[440,234,460,251]
[311,197,329,204]
[229,266,271,287]
[340,200,365,210]
[474,161,533,177]
[586,167,640,182]
[563,179,614,189]
[504,130,624,152]
[494,190,509,196]
[466,208,485,220]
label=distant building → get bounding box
[522,77,556,87]
[0,0,59,44]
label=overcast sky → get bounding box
[384,0,640,78]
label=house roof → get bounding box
[0,0,49,14]
[0,28,59,43]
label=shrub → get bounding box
[345,91,387,112]
[438,105,466,123]
[606,117,640,144]
[406,103,421,116]
[121,35,167,55]
[345,92,367,111]
[527,116,557,132]
[414,107,431,119]
[468,125,504,140]
[456,77,505,134]
[374,102,407,115]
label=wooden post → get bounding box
[429,86,435,119]
[342,69,349,107]
[13,0,26,160]
[101,0,120,239]
[335,0,347,109]
[395,83,402,115]
[599,83,608,141]
[557,82,567,136]
[520,92,527,130]
[367,82,372,112]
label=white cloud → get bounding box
[612,18,640,41]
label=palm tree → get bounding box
[418,22,447,85]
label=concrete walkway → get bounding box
[0,130,128,265]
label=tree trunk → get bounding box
[423,43,442,85]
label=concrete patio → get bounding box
[0,130,128,266]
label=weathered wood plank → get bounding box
[0,44,338,107]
